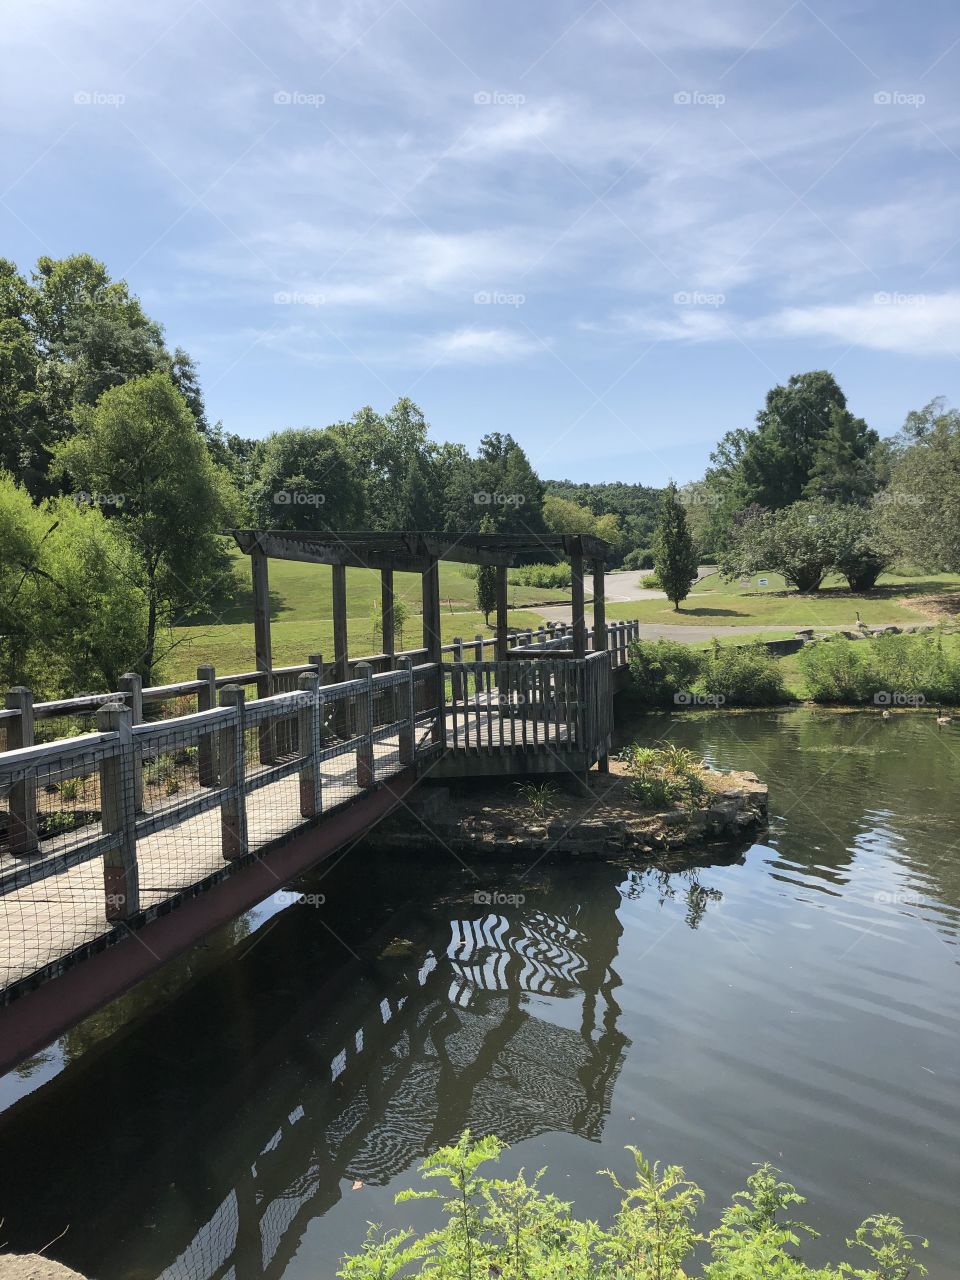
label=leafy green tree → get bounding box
[250,427,364,532]
[0,472,147,693]
[833,504,892,590]
[475,516,498,624]
[0,260,47,494]
[653,482,698,609]
[880,398,960,571]
[720,500,845,592]
[53,372,238,679]
[804,404,883,504]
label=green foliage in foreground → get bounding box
[627,639,788,709]
[624,743,708,809]
[797,631,960,705]
[338,1132,927,1279]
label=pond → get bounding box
[0,708,957,1278]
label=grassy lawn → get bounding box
[161,553,570,681]
[164,609,548,681]
[602,570,960,630]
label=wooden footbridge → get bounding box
[0,531,638,1072]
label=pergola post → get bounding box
[331,563,349,682]
[570,549,586,660]
[495,566,509,662]
[592,556,609,774]
[422,559,441,662]
[592,558,606,653]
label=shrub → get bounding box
[624,547,655,570]
[508,562,572,590]
[628,639,703,709]
[798,632,960,705]
[338,1132,927,1279]
[700,641,788,707]
[798,638,875,703]
[624,742,708,809]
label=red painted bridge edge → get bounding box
[0,770,419,1077]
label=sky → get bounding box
[2,0,959,486]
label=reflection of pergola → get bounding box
[231,530,612,679]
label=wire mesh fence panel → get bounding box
[132,711,232,909]
[0,735,122,993]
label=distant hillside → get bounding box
[543,480,663,551]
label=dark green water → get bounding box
[0,708,958,1278]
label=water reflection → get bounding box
[0,848,734,1280]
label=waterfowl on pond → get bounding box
[881,709,891,718]
[936,708,952,725]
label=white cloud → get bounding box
[766,293,960,357]
[417,326,544,363]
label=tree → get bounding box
[720,500,846,593]
[475,517,497,624]
[833,504,892,591]
[0,260,47,495]
[880,398,960,572]
[0,473,147,694]
[804,403,883,504]
[653,482,698,609]
[53,372,238,680]
[250,427,364,532]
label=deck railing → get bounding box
[0,621,638,1002]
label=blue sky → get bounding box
[2,0,959,484]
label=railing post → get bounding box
[197,664,219,786]
[297,671,322,817]
[309,652,325,681]
[452,637,464,703]
[96,700,139,921]
[355,663,375,787]
[4,687,38,857]
[218,685,248,859]
[117,672,144,811]
[397,656,415,765]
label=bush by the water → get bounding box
[628,639,788,708]
[508,562,572,589]
[799,632,960,705]
[627,639,702,708]
[338,1131,927,1279]
[625,742,708,809]
[701,639,788,706]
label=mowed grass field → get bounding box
[164,554,566,680]
[603,571,960,629]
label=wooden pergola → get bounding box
[230,529,612,679]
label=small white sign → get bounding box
[758,577,769,587]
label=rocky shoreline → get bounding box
[368,761,768,860]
